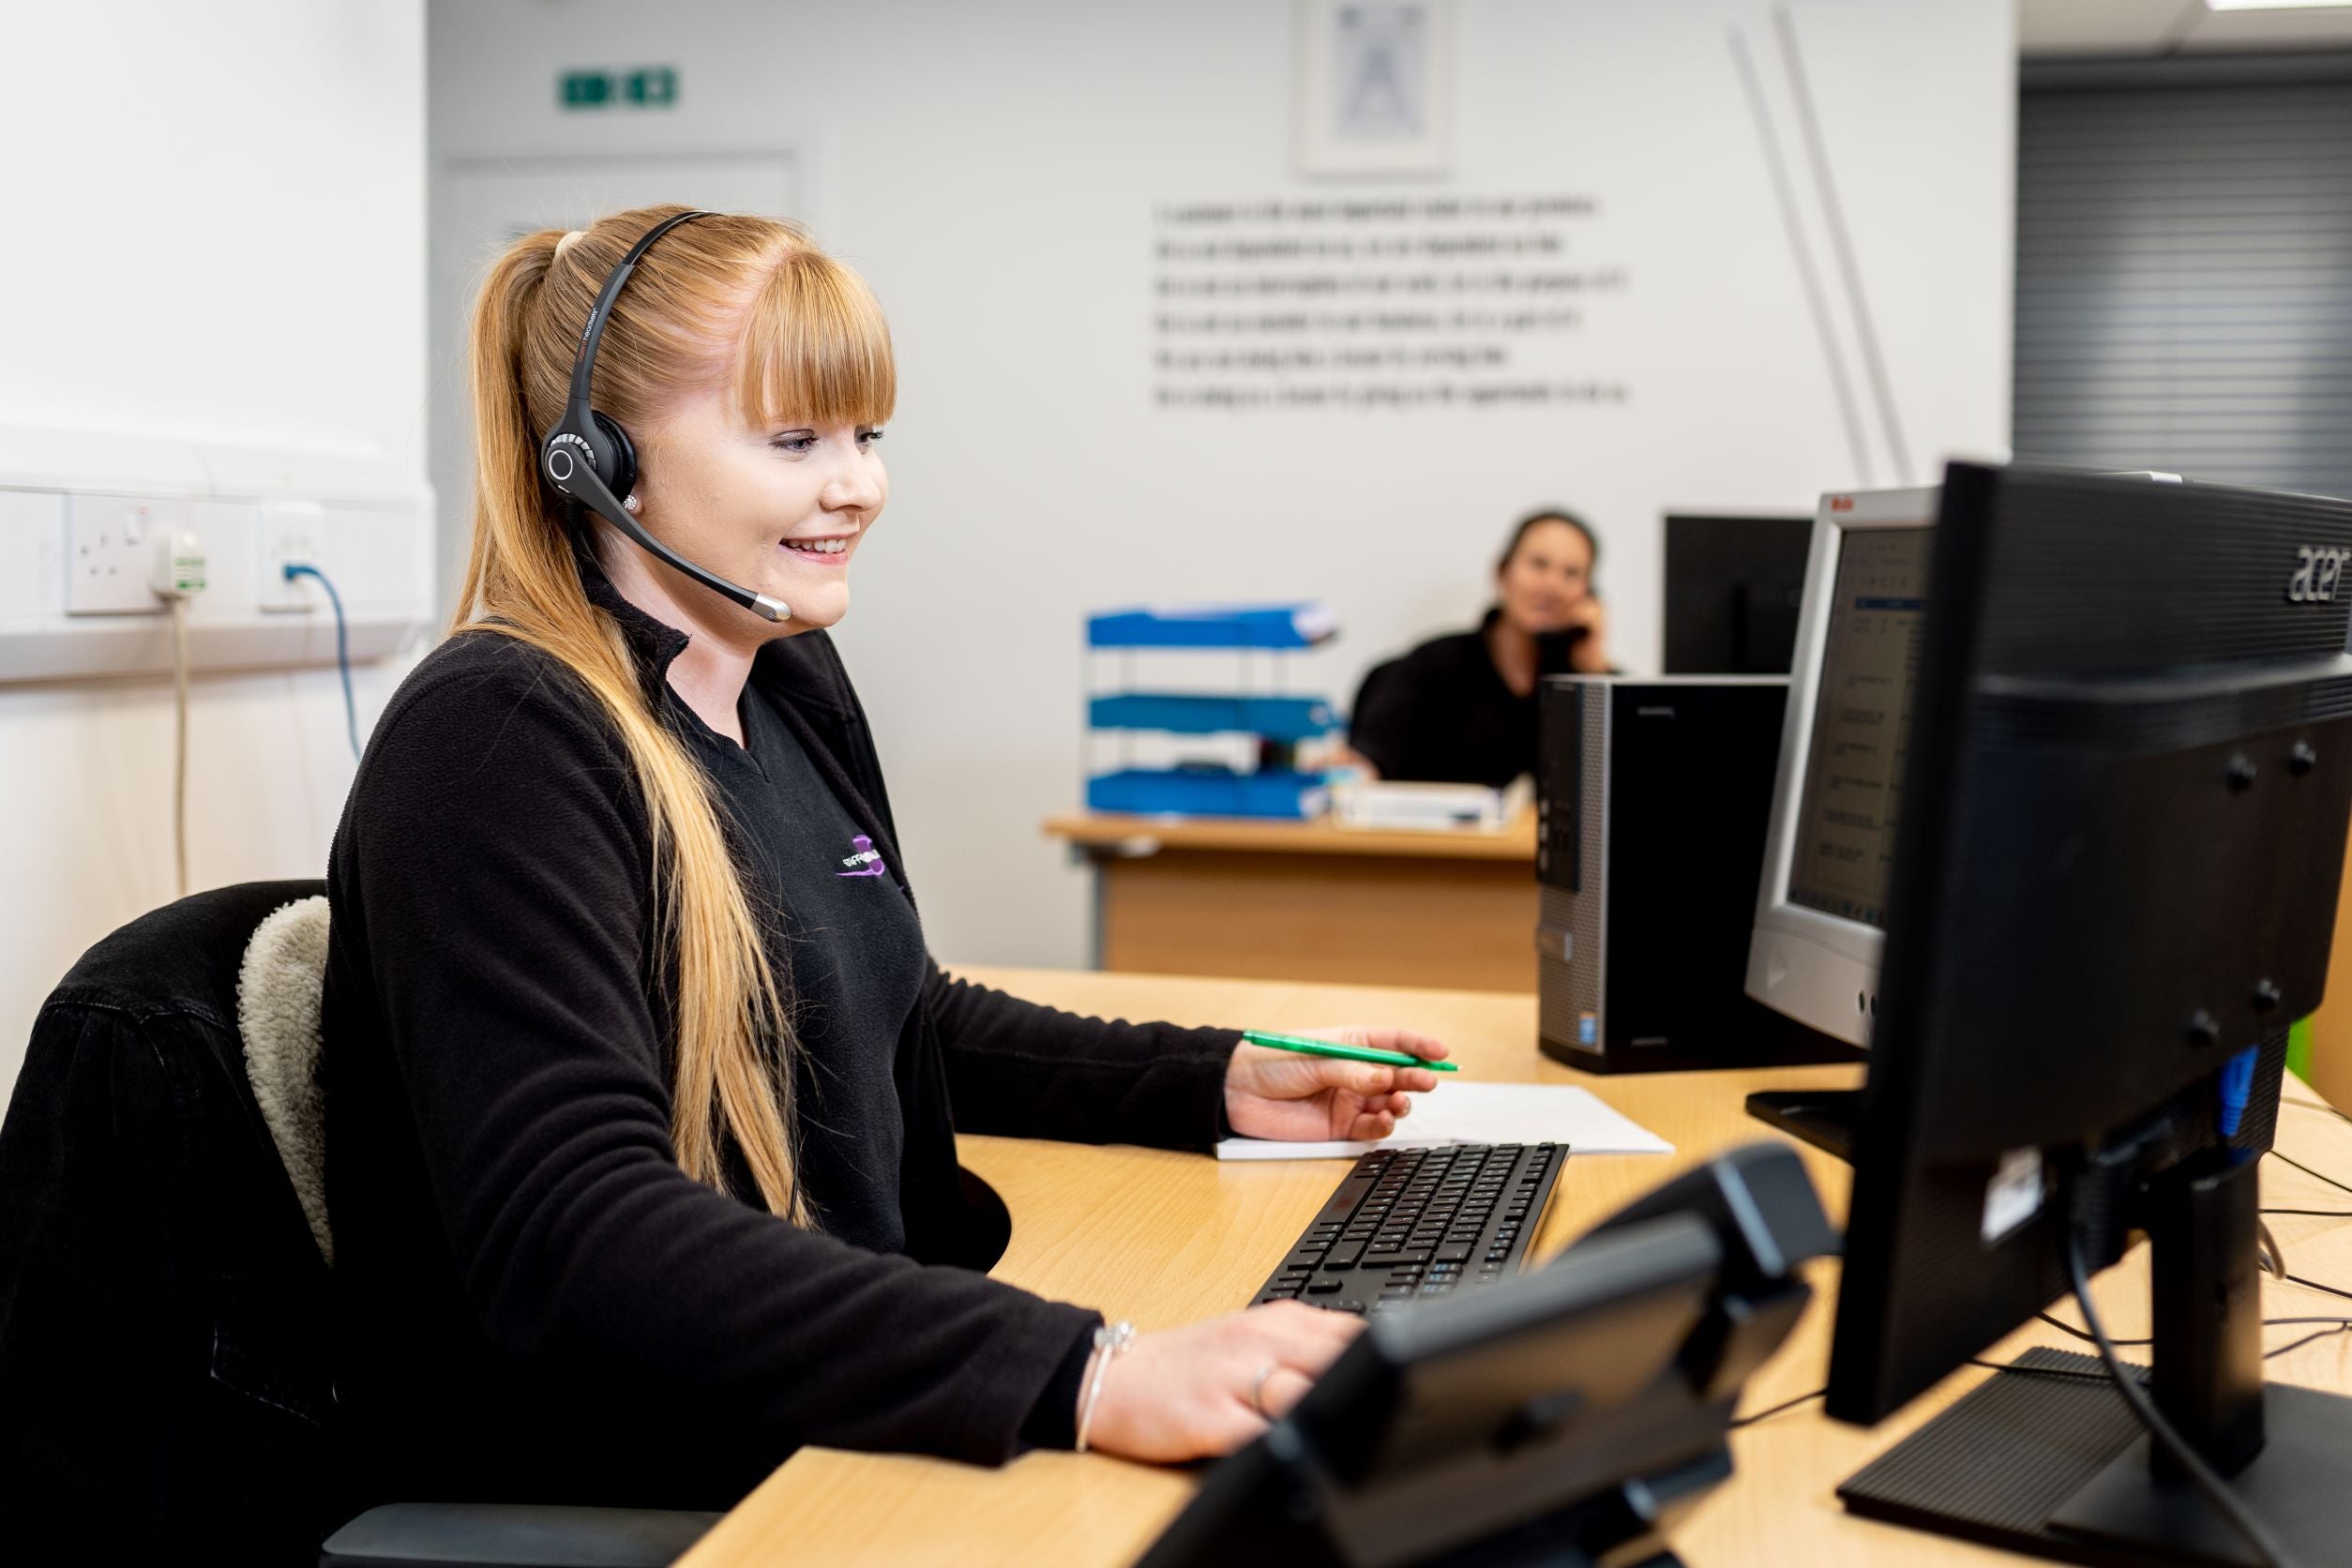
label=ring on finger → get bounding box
[1249,1361,1278,1416]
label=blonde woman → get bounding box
[321,206,1448,1511]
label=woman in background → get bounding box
[1347,509,1611,787]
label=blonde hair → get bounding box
[458,204,896,1221]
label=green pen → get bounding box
[1241,1030,1459,1072]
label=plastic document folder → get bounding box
[1215,1080,1674,1161]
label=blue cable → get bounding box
[2220,1045,2260,1139]
[283,563,361,762]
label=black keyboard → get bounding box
[1247,1142,1568,1316]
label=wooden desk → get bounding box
[1044,813,1540,993]
[680,967,2352,1568]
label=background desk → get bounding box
[679,967,2352,1568]
[1043,813,1539,993]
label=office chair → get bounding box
[0,882,716,1567]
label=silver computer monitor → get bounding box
[1744,485,1937,1048]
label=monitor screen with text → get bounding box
[1786,527,1932,928]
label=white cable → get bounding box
[170,594,189,898]
[150,529,204,901]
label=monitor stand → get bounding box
[1839,1149,2352,1565]
[1743,1089,1861,1163]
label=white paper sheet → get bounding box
[1215,1080,1674,1161]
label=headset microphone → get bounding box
[538,209,791,623]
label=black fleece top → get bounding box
[1349,611,1587,788]
[696,682,926,1254]
[321,570,1243,1511]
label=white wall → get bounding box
[0,3,426,1098]
[430,0,2013,975]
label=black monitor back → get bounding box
[1828,463,2352,1425]
[1663,514,1813,675]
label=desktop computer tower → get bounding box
[1537,676,1856,1074]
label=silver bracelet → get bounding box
[1073,1319,1136,1455]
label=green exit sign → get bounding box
[560,67,678,111]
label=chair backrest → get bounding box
[0,880,345,1568]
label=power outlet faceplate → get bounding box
[68,493,187,614]
[258,501,324,613]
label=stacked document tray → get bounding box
[1084,605,1340,820]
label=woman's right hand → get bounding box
[1082,1302,1364,1463]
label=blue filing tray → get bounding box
[1088,692,1337,744]
[1087,767,1330,820]
[1088,605,1336,650]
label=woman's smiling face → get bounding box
[626,383,888,636]
[1495,517,1592,635]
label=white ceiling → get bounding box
[2023,0,2352,55]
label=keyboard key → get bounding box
[1435,1244,1472,1262]
[1361,1247,1432,1267]
[1305,1277,1343,1294]
[1324,1240,1365,1269]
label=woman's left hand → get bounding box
[1222,1028,1451,1141]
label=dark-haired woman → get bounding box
[1346,510,1611,788]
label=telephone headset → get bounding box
[538,209,791,622]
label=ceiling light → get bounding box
[2207,1,2352,11]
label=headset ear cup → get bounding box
[590,411,639,502]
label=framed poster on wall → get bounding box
[1296,0,1455,178]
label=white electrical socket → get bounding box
[68,493,190,614]
[258,500,325,613]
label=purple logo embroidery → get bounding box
[837,835,887,879]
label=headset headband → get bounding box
[565,208,713,421]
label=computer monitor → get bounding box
[1662,513,1814,675]
[1825,462,2352,1564]
[1743,486,1938,1052]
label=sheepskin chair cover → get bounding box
[235,895,334,1264]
